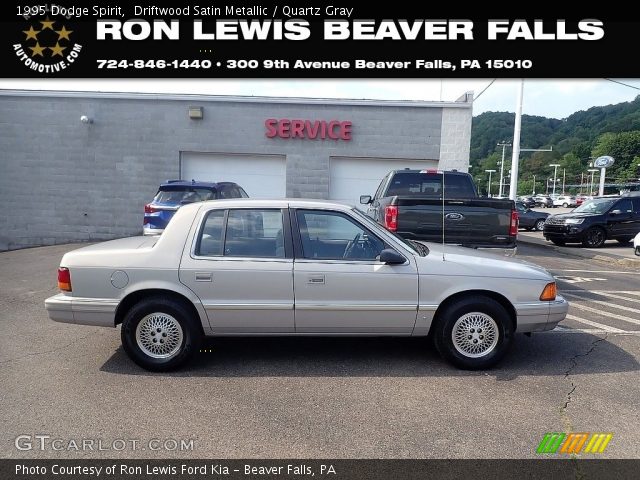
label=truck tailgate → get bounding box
[395,197,515,247]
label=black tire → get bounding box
[550,239,566,246]
[535,219,546,231]
[121,296,202,371]
[616,237,633,245]
[562,203,569,208]
[433,296,514,370]
[582,227,607,248]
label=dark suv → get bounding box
[143,180,248,235]
[543,193,640,247]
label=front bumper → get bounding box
[515,295,569,332]
[45,294,118,327]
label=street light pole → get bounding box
[562,168,566,194]
[532,175,536,195]
[485,169,496,197]
[497,142,511,197]
[509,80,524,200]
[549,164,561,196]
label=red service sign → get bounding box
[265,119,352,140]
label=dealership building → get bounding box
[0,89,473,250]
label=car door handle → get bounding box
[195,272,212,282]
[307,275,325,285]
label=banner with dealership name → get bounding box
[1,1,639,77]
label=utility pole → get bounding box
[588,169,598,195]
[509,80,524,200]
[532,175,536,195]
[549,164,561,196]
[580,172,584,195]
[485,169,496,197]
[497,142,511,197]
[562,168,566,194]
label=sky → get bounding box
[1,78,639,119]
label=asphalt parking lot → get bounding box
[1,242,639,459]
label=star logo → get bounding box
[48,43,67,57]
[40,17,55,30]
[29,42,45,57]
[14,16,83,74]
[55,26,72,41]
[23,26,39,41]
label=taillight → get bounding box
[510,209,518,236]
[58,267,71,292]
[144,204,158,214]
[384,205,398,232]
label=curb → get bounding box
[517,234,640,267]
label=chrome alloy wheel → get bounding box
[451,312,499,358]
[135,313,184,359]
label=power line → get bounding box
[604,78,640,91]
[473,79,496,101]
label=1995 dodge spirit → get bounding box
[45,199,568,371]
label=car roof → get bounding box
[392,169,468,175]
[159,180,240,188]
[180,198,355,212]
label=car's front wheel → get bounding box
[582,227,607,248]
[433,296,514,370]
[535,219,546,231]
[121,297,202,371]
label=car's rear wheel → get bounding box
[582,227,607,248]
[562,202,569,208]
[535,219,546,231]
[433,296,514,370]
[121,297,201,371]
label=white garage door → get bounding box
[181,152,286,199]
[330,157,437,208]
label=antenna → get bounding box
[442,170,446,262]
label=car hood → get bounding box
[416,243,554,281]
[549,212,599,220]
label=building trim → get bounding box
[0,89,472,109]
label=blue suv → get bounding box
[143,180,248,235]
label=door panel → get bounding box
[293,209,418,333]
[180,208,294,333]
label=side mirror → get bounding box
[360,195,372,205]
[610,209,622,215]
[379,248,406,265]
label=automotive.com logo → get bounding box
[537,432,613,454]
[13,16,82,74]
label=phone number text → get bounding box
[97,59,213,69]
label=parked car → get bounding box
[360,169,517,253]
[533,195,554,208]
[552,195,578,208]
[543,193,640,247]
[45,199,567,371]
[575,195,590,206]
[143,180,248,235]
[518,196,537,209]
[634,232,640,256]
[516,202,550,231]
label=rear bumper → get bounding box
[45,294,118,328]
[143,225,164,236]
[514,295,569,332]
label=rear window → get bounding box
[386,173,476,198]
[154,187,216,204]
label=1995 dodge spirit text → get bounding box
[45,199,568,371]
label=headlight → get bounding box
[565,218,584,224]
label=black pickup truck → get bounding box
[360,169,517,251]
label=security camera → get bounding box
[80,115,92,124]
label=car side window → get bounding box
[196,210,225,256]
[224,209,285,258]
[373,174,389,199]
[296,210,385,261]
[616,199,633,213]
[633,198,640,213]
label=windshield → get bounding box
[154,187,216,204]
[351,208,425,256]
[573,198,617,214]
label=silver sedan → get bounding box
[45,199,568,371]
